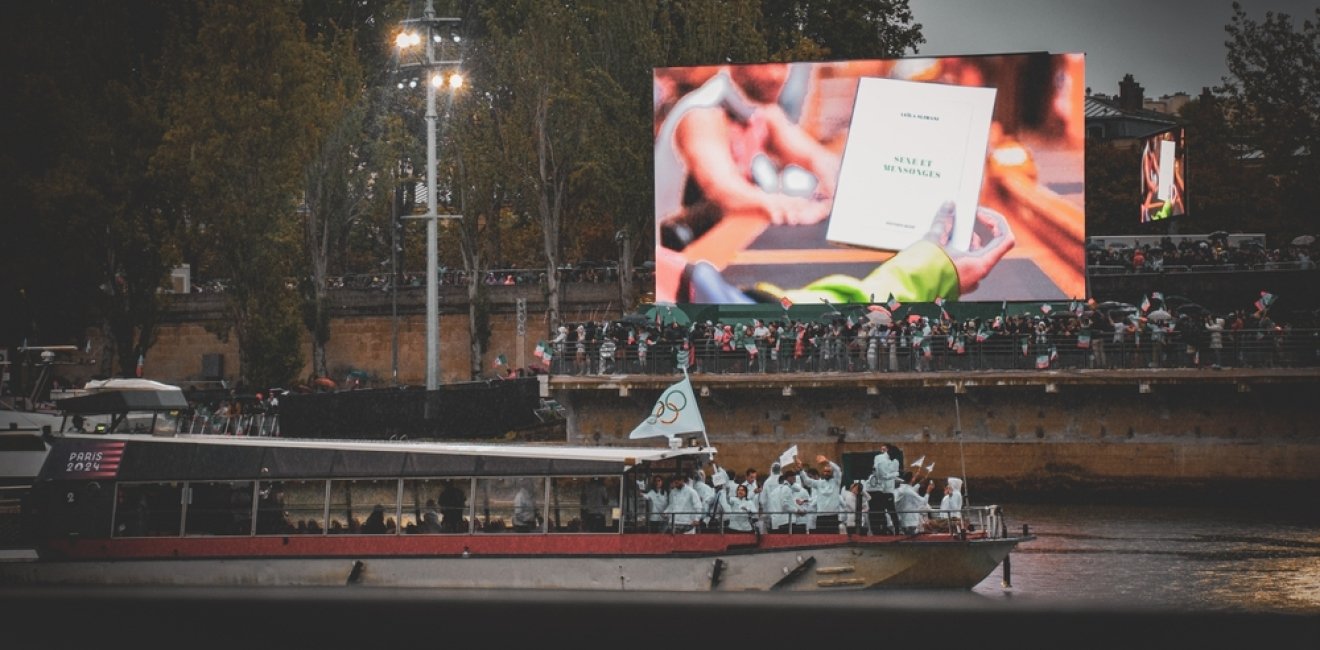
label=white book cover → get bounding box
[826,77,998,253]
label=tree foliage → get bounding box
[152,1,331,388]
[760,0,925,61]
[2,0,931,381]
[1,1,178,377]
[1219,2,1319,238]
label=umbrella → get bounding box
[1209,231,1229,240]
[312,377,337,391]
[1291,234,1315,246]
[644,304,691,326]
[619,313,650,326]
[865,309,892,325]
[1177,304,1208,317]
[1147,309,1172,321]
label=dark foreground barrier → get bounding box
[0,587,1313,646]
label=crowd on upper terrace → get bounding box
[529,301,1317,377]
[1088,234,1316,274]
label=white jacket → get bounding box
[719,491,760,533]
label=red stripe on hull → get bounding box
[41,531,988,560]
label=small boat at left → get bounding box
[0,377,189,551]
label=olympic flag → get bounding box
[629,375,707,443]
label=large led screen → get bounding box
[1140,127,1186,223]
[654,52,1086,305]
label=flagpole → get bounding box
[685,367,711,449]
[955,395,968,504]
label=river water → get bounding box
[971,502,1320,614]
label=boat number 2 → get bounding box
[66,450,104,473]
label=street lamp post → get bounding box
[397,0,462,392]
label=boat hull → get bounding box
[0,534,1024,591]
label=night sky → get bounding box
[909,0,1316,98]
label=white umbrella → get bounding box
[866,309,892,325]
[1147,309,1172,321]
[1291,234,1315,246]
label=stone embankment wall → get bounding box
[551,373,1320,501]
[141,283,618,386]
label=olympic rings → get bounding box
[650,389,688,425]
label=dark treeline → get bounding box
[2,1,1313,390]
[0,0,924,388]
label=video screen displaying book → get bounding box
[1140,127,1186,223]
[654,52,1086,305]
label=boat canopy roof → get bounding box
[83,378,183,392]
[42,433,715,481]
[55,388,189,415]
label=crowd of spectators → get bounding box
[541,300,1317,376]
[1088,234,1316,273]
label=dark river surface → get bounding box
[972,502,1320,614]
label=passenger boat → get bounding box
[0,375,1031,591]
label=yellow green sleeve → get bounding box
[756,240,960,304]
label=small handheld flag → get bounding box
[780,295,793,310]
[493,354,507,368]
[887,293,901,312]
[910,455,926,468]
[1254,291,1276,312]
[778,444,799,470]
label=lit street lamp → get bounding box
[396,0,462,392]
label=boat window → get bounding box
[328,479,399,535]
[402,478,470,534]
[475,477,545,533]
[548,476,620,533]
[257,480,326,535]
[184,481,255,536]
[113,482,183,538]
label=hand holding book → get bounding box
[926,201,1016,295]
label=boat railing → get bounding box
[640,505,1007,538]
[183,412,280,437]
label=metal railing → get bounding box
[188,268,655,293]
[545,329,1320,375]
[633,505,1005,538]
[183,412,280,437]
